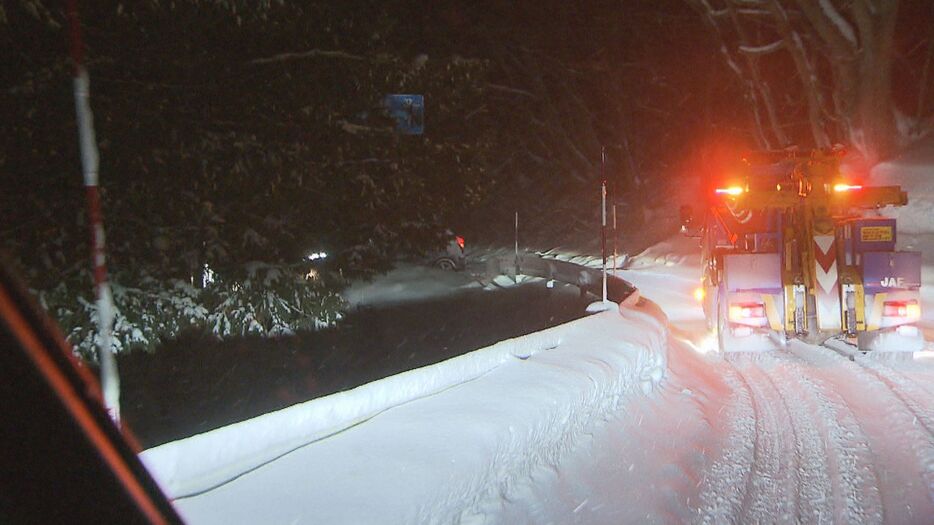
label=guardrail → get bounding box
[484,253,636,303]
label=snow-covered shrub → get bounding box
[35,265,343,361]
[203,263,344,338]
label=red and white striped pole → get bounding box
[67,1,121,424]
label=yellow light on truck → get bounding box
[833,183,862,192]
[693,287,705,302]
[715,186,744,196]
[728,305,743,321]
[907,303,921,319]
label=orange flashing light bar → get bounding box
[833,183,863,192]
[715,186,744,196]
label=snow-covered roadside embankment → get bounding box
[142,301,668,523]
[870,142,934,343]
[141,317,567,499]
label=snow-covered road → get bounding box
[702,344,934,523]
[492,236,934,524]
[140,234,934,524]
[493,340,934,524]
[607,236,934,524]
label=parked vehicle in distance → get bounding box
[429,234,466,271]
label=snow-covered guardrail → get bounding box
[485,252,637,302]
[165,305,670,524]
[143,318,567,498]
[141,282,668,522]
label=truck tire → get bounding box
[716,288,731,353]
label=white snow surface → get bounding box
[143,302,670,523]
[872,139,934,341]
[141,141,934,523]
[872,139,934,235]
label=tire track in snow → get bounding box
[787,342,934,521]
[695,361,756,524]
[763,350,833,523]
[728,355,799,524]
[852,355,934,436]
[763,351,882,524]
[906,370,934,398]
[747,354,832,523]
[879,358,934,399]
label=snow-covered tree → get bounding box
[0,1,493,353]
[688,0,934,163]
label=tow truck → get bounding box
[681,149,923,352]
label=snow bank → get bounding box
[869,139,934,341]
[871,138,934,234]
[142,322,561,498]
[143,304,668,522]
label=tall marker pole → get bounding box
[601,147,608,304]
[67,1,121,424]
[612,204,618,271]
[514,211,520,283]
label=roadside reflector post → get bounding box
[514,211,519,283]
[601,147,608,304]
[612,204,618,271]
[68,2,120,424]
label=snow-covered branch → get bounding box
[486,83,538,98]
[795,0,858,54]
[817,0,857,46]
[249,49,365,65]
[768,0,832,148]
[735,8,773,16]
[857,0,878,16]
[738,40,785,55]
[708,7,730,17]
[850,0,876,43]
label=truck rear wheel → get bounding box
[716,288,735,353]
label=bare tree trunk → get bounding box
[728,1,790,147]
[696,0,912,162]
[917,39,934,120]
[767,0,831,148]
[850,0,900,162]
[793,0,902,161]
[688,0,773,148]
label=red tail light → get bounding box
[728,302,768,327]
[456,236,465,250]
[882,300,920,320]
[729,303,766,321]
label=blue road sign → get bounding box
[383,94,424,135]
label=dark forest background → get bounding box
[1,0,931,354]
